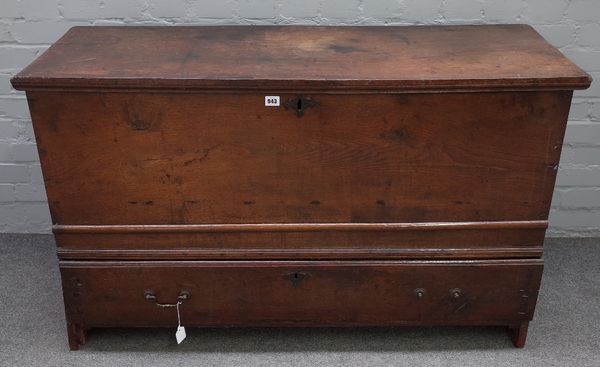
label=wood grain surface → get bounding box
[29,91,570,226]
[11,25,591,91]
[60,259,543,328]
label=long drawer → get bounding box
[60,259,543,328]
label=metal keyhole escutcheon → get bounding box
[284,96,318,118]
[282,271,311,286]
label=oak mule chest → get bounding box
[11,25,591,350]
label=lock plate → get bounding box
[282,271,312,286]
[283,96,318,117]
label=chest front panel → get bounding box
[30,91,570,226]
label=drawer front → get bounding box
[61,260,542,327]
[31,91,570,225]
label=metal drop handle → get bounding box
[414,288,426,299]
[144,290,191,308]
[450,288,462,299]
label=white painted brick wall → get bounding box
[0,0,598,236]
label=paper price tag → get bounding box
[175,302,186,344]
[176,325,186,344]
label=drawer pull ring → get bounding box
[283,96,318,118]
[144,290,191,307]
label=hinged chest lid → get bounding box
[11,24,591,92]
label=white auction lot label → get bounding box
[265,96,280,106]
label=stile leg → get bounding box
[508,322,529,348]
[67,323,87,351]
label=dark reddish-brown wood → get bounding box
[11,25,591,350]
[509,322,530,348]
[27,92,570,225]
[11,25,591,91]
[52,221,547,260]
[60,260,542,326]
[26,91,570,263]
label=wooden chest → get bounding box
[11,25,591,350]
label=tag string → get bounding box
[176,301,182,327]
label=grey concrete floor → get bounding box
[0,234,598,366]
